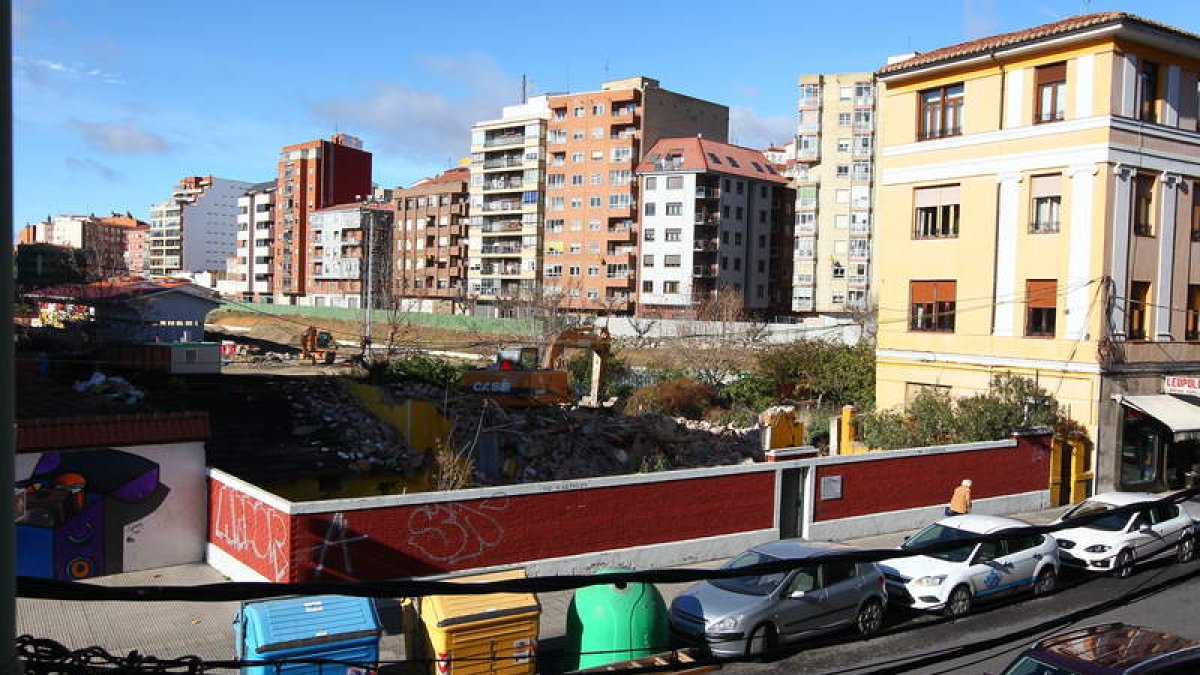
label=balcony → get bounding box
[479,264,524,276]
[484,133,525,148]
[797,96,821,109]
[795,221,816,235]
[610,128,639,140]
[795,274,815,285]
[692,264,718,279]
[849,221,871,236]
[483,178,524,191]
[694,212,721,226]
[695,186,720,199]
[793,298,815,311]
[848,274,869,287]
[853,119,873,132]
[481,200,524,213]
[693,238,719,252]
[479,219,525,233]
[797,148,819,161]
[482,156,525,170]
[480,244,525,255]
[854,94,875,107]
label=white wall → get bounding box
[182,178,255,273]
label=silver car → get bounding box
[668,540,888,658]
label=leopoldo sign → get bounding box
[1163,375,1200,396]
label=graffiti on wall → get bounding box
[406,497,510,565]
[15,449,169,580]
[294,512,368,580]
[211,482,291,582]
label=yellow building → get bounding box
[874,13,1200,495]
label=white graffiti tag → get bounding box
[407,498,509,565]
[212,484,290,581]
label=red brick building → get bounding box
[393,167,470,313]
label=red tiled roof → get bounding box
[878,12,1200,76]
[25,278,209,302]
[16,412,210,452]
[635,137,788,184]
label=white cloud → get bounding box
[306,52,523,162]
[728,106,795,150]
[14,56,125,86]
[65,156,123,181]
[69,119,171,154]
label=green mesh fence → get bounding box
[211,301,540,335]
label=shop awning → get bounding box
[1121,395,1200,441]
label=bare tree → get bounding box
[696,284,746,344]
[626,314,658,346]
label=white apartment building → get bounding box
[635,137,794,317]
[792,73,876,316]
[466,96,550,309]
[217,182,275,301]
[148,175,254,276]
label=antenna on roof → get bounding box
[521,74,527,104]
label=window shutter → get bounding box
[1036,62,1066,84]
[1027,280,1057,308]
[1030,174,1062,198]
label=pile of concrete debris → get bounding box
[387,381,763,485]
[280,378,426,476]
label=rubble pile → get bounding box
[386,381,763,485]
[280,379,425,476]
[73,372,145,406]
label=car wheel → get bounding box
[855,598,885,637]
[746,623,777,659]
[1113,549,1135,579]
[1033,566,1057,597]
[1178,536,1195,564]
[943,585,972,618]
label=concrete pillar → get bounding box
[1155,173,1181,340]
[993,173,1023,337]
[1109,165,1135,339]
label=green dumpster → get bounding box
[565,568,669,671]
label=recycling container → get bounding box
[565,569,668,671]
[407,568,540,674]
[234,594,381,674]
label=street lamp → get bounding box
[357,195,375,362]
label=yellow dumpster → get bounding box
[411,569,541,675]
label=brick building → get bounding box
[394,167,470,313]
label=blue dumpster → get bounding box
[234,595,381,674]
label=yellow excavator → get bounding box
[460,326,612,407]
[300,326,338,365]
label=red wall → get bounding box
[208,479,295,582]
[812,435,1051,521]
[287,472,775,582]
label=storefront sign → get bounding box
[1164,376,1200,396]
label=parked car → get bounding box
[667,539,887,658]
[1053,492,1195,578]
[878,514,1059,618]
[995,622,1200,674]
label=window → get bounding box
[910,280,957,332]
[665,228,681,242]
[736,181,744,195]
[569,265,581,276]
[1192,185,1200,241]
[735,206,744,220]
[733,258,741,271]
[644,202,656,217]
[571,174,584,186]
[837,138,851,153]
[592,104,604,115]
[667,176,683,189]
[1186,285,1199,340]
[1134,174,1155,236]
[1030,174,1062,233]
[664,281,680,294]
[591,127,604,139]
[570,197,582,209]
[573,106,584,117]
[913,185,960,239]
[643,280,653,293]
[643,254,654,267]
[1138,60,1160,123]
[1035,62,1066,123]
[664,254,681,267]
[645,176,657,190]
[836,165,850,178]
[588,265,599,276]
[589,196,601,208]
[832,262,845,279]
[571,152,583,163]
[550,197,565,211]
[643,228,655,242]
[665,202,682,216]
[1026,280,1057,337]
[919,83,964,140]
[734,232,743,245]
[1128,281,1150,340]
[838,112,851,126]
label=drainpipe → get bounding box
[991,50,1007,130]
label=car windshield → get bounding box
[999,655,1075,675]
[1063,501,1131,532]
[902,523,978,562]
[711,550,788,596]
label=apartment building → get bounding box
[19,213,150,279]
[306,202,395,309]
[543,77,729,313]
[147,175,254,276]
[792,73,877,317]
[273,134,372,303]
[217,181,275,301]
[635,138,795,318]
[394,167,470,314]
[874,13,1200,494]
[467,96,550,309]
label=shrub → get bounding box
[567,350,633,399]
[626,377,717,420]
[384,354,471,387]
[722,374,777,413]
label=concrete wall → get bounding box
[207,432,1051,582]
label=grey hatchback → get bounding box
[668,539,888,658]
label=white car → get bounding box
[1053,492,1195,578]
[878,514,1059,618]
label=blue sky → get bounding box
[11,0,1199,233]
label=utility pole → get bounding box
[360,197,375,362]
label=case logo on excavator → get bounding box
[472,380,513,393]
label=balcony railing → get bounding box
[795,222,816,235]
[480,244,524,255]
[795,274,815,285]
[848,274,869,286]
[484,133,524,147]
[696,187,720,199]
[693,238,719,252]
[481,200,524,212]
[692,264,718,279]
[694,213,721,225]
[849,221,871,235]
[797,96,821,108]
[480,219,526,233]
[482,156,524,169]
[484,178,524,190]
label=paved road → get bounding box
[719,557,1200,674]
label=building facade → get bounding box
[217,182,276,301]
[543,77,729,314]
[467,97,550,309]
[792,73,877,317]
[635,138,794,318]
[273,134,372,303]
[307,202,395,309]
[147,176,254,276]
[394,167,470,313]
[874,12,1200,494]
[19,214,150,280]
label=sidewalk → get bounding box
[15,505,1067,672]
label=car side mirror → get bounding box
[789,590,807,599]
[1139,523,1154,534]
